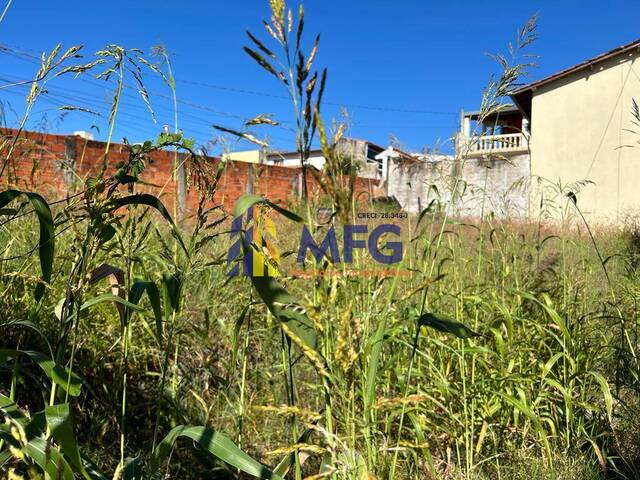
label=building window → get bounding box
[366,144,384,177]
[366,144,382,162]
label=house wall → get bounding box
[1,127,529,219]
[268,152,326,170]
[336,139,380,180]
[530,50,640,221]
[261,139,381,180]
[222,149,261,163]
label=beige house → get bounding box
[457,38,640,221]
[512,38,640,221]
[222,149,263,163]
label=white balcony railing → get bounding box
[465,133,528,156]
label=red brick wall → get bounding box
[0,128,380,215]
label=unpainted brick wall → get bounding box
[0,128,379,215]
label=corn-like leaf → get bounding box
[111,194,187,255]
[417,312,480,339]
[251,276,318,354]
[0,319,53,357]
[89,264,126,324]
[519,291,569,337]
[230,195,318,356]
[233,194,303,223]
[80,293,144,314]
[363,267,404,425]
[0,450,12,469]
[497,391,551,457]
[0,189,54,301]
[161,272,182,314]
[45,403,92,480]
[81,456,109,480]
[416,199,437,227]
[0,392,29,425]
[123,456,143,480]
[22,437,75,480]
[0,350,82,397]
[589,371,613,424]
[55,293,144,325]
[0,396,46,442]
[151,425,283,479]
[129,280,163,342]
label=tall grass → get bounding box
[1,2,640,480]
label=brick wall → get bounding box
[0,128,380,216]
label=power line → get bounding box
[0,48,304,148]
[0,74,299,148]
[0,0,13,25]
[178,78,458,116]
[1,42,458,117]
[1,69,449,144]
[0,86,175,138]
[0,49,266,123]
[0,43,458,152]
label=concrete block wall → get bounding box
[386,155,454,213]
[386,151,529,218]
[456,152,530,218]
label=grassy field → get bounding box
[1,196,640,479]
[1,2,640,478]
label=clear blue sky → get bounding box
[1,1,640,155]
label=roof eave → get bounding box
[512,38,640,97]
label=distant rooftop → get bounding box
[463,104,521,120]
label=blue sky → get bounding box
[1,1,640,155]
